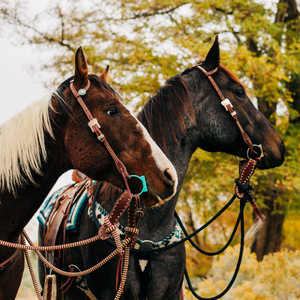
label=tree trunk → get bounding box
[250,0,299,261]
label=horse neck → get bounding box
[0,121,68,246]
[138,106,196,239]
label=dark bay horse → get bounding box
[0,46,177,300]
[39,37,285,299]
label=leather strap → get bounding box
[234,158,257,199]
[98,190,133,240]
[44,197,73,247]
[235,158,265,223]
[125,194,144,246]
[195,64,254,154]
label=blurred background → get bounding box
[0,0,299,299]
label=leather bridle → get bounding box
[69,80,144,249]
[70,80,132,191]
[194,64,261,157]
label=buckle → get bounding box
[221,98,233,111]
[88,118,101,132]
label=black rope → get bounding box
[95,193,237,255]
[175,208,241,256]
[185,196,246,300]
[129,194,237,254]
[91,183,241,254]
[89,179,252,299]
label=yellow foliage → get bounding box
[283,215,300,251]
[186,246,300,300]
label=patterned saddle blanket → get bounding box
[37,183,90,233]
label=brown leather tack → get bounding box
[98,190,133,240]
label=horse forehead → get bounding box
[214,72,233,87]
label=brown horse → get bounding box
[39,37,285,300]
[0,46,177,300]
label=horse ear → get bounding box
[201,35,220,71]
[73,46,89,89]
[99,65,110,82]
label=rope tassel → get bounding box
[116,254,124,292]
[250,199,265,224]
[115,246,130,300]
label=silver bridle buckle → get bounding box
[221,98,233,111]
[88,118,101,133]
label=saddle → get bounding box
[44,170,89,248]
[42,170,91,298]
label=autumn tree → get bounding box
[1,0,300,263]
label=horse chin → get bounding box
[142,187,167,208]
[258,151,284,170]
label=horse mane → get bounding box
[0,95,54,194]
[138,74,195,150]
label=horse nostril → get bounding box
[164,169,174,186]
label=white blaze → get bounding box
[136,121,178,201]
[120,103,178,201]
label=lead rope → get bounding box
[22,230,131,278]
[115,246,130,300]
[179,153,263,300]
[21,229,133,300]
[21,233,43,300]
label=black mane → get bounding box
[138,74,195,149]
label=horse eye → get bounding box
[106,108,120,117]
[235,89,246,98]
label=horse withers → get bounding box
[0,46,177,300]
[39,36,285,300]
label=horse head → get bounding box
[52,47,178,206]
[183,36,285,169]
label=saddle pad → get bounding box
[38,184,89,233]
[89,202,183,248]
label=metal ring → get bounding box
[140,240,157,246]
[247,144,264,159]
[235,156,244,162]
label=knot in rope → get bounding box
[235,179,265,223]
[125,227,139,235]
[104,221,120,234]
[103,216,124,256]
[135,208,144,218]
[235,178,252,194]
